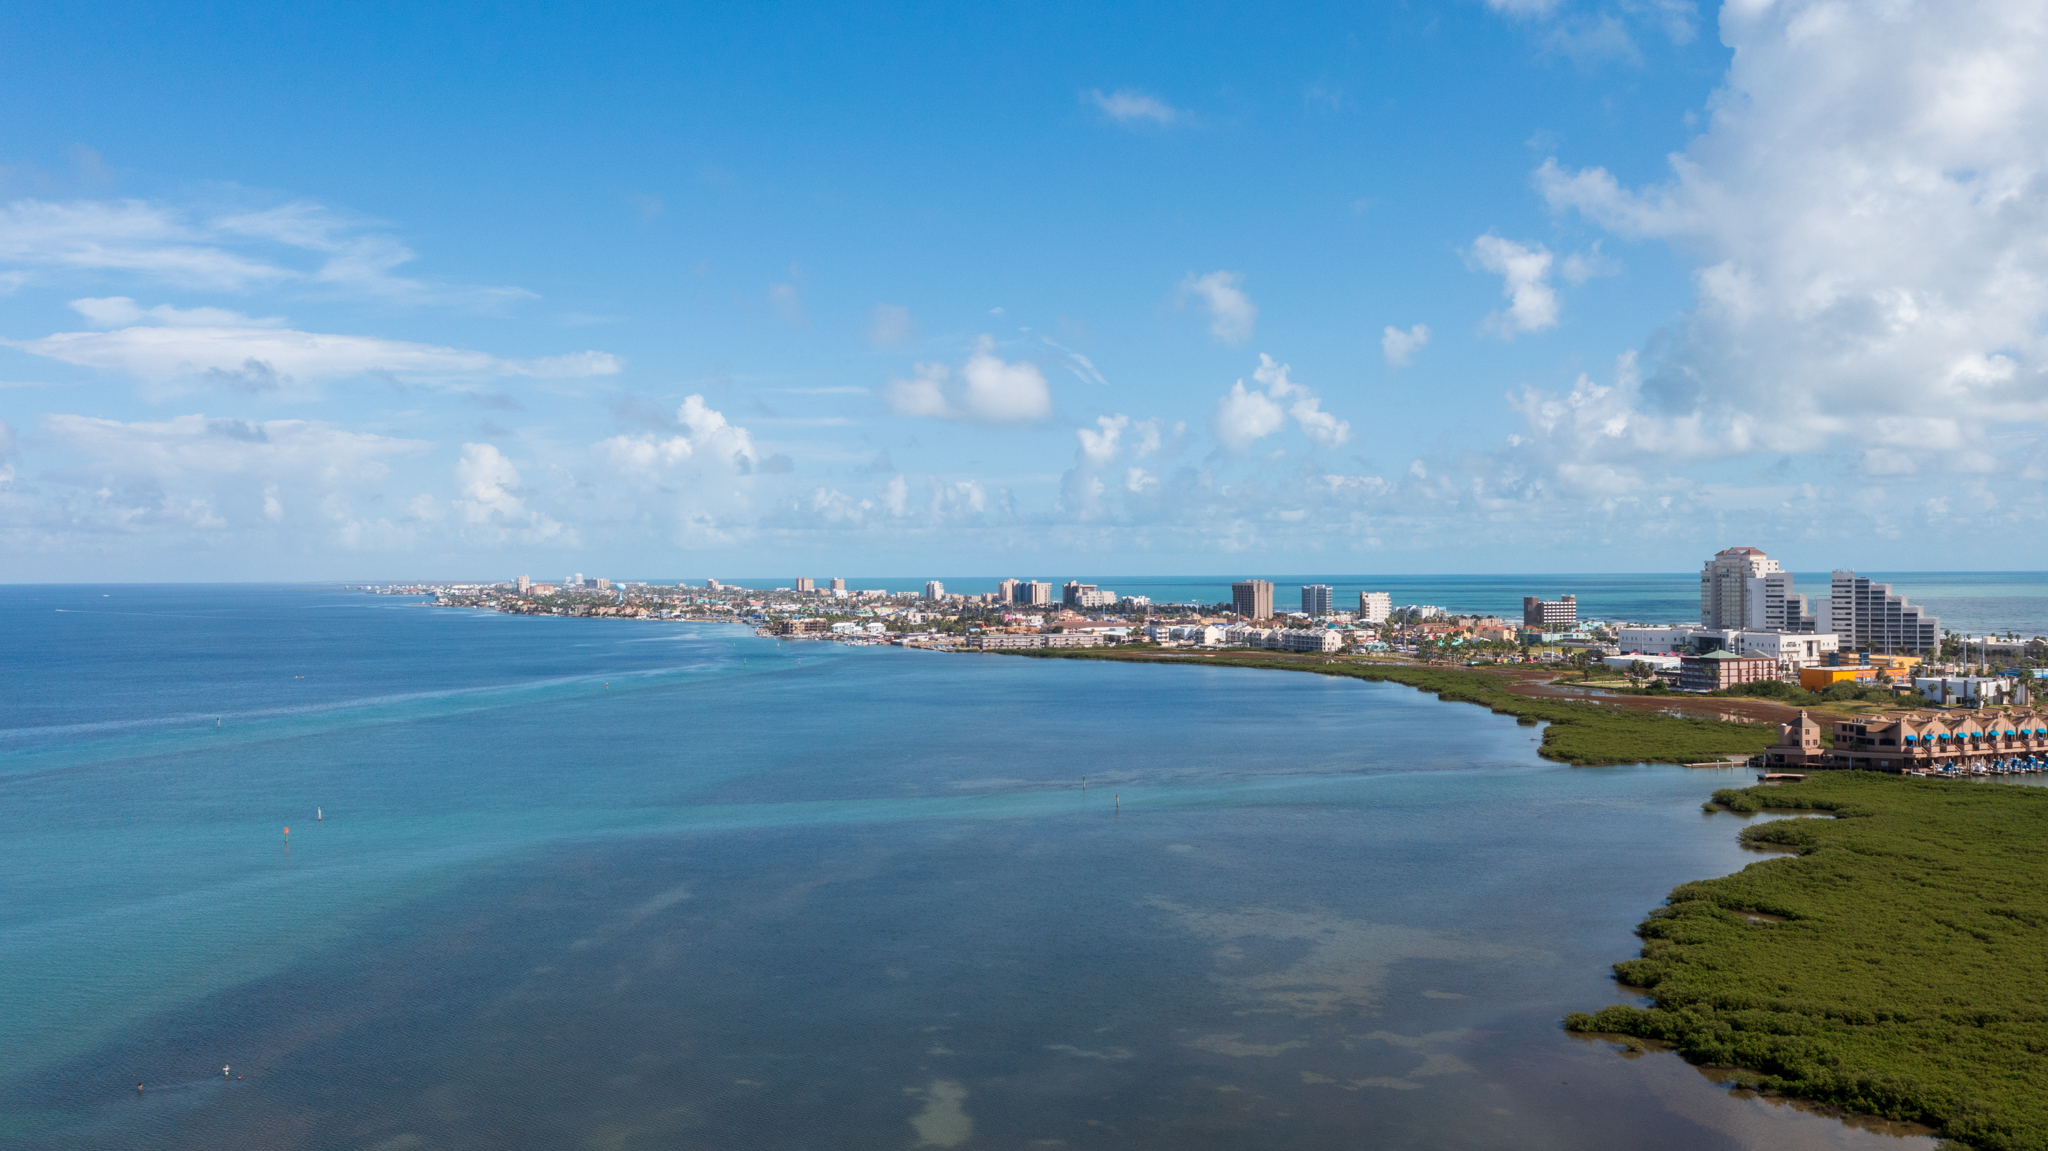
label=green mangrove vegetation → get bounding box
[1567,774,2048,1150]
[1022,648,1776,766]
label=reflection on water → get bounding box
[0,588,1945,1150]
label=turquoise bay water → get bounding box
[1,586,1935,1148]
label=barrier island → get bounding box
[1567,774,2048,1150]
[1019,648,1776,766]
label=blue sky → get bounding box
[1,0,2040,581]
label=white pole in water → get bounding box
[317,808,322,822]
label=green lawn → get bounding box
[1567,774,2048,1150]
[1019,649,1775,766]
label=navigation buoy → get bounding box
[317,808,322,822]
[1115,793,1120,811]
[223,1065,230,1078]
[283,827,289,840]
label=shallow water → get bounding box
[0,586,1937,1148]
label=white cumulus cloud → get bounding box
[1179,270,1258,345]
[1467,234,1559,336]
[882,337,1053,423]
[1526,0,2048,482]
[1382,323,1431,368]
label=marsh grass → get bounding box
[1568,773,2048,1150]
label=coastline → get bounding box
[1567,774,2048,1149]
[997,647,1777,767]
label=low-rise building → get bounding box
[1678,650,1780,692]
[1357,592,1392,623]
[1914,676,2018,708]
[1278,629,1342,653]
[1762,706,2048,772]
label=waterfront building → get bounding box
[516,574,530,594]
[1019,580,1053,606]
[776,619,833,636]
[1828,571,1940,653]
[1357,592,1392,623]
[830,578,846,593]
[1062,581,1118,609]
[1278,628,1342,653]
[1914,676,2019,708]
[1677,650,1780,692]
[1761,706,2048,772]
[924,580,944,601]
[1121,595,1152,608]
[997,578,1021,604]
[796,577,815,593]
[1522,594,1577,629]
[1231,579,1274,620]
[1699,546,1816,632]
[1301,584,1334,616]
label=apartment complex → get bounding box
[924,580,945,600]
[1357,592,1392,624]
[1301,584,1333,616]
[1762,707,2048,772]
[1231,579,1274,620]
[1829,571,1941,653]
[1522,595,1577,629]
[795,577,815,593]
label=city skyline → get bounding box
[4,2,2046,581]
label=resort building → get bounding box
[1062,582,1118,609]
[831,578,846,592]
[924,580,945,601]
[1522,594,1577,629]
[795,577,815,593]
[1358,592,1392,623]
[1827,571,1940,653]
[1301,584,1334,616]
[1677,650,1780,692]
[1762,707,2048,773]
[1232,579,1275,620]
[1700,546,1817,632]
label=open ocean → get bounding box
[0,582,1981,1149]
[753,572,2048,637]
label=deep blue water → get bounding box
[737,571,2048,635]
[0,586,1937,1149]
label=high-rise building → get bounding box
[997,578,1021,604]
[595,578,611,591]
[830,578,846,593]
[1231,579,1274,620]
[1829,571,1941,652]
[1700,547,1815,632]
[924,580,945,601]
[572,573,583,588]
[796,577,815,593]
[1020,580,1053,606]
[1522,595,1578,629]
[1357,591,1392,623]
[1301,584,1334,616]
[516,574,530,594]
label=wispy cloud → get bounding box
[0,196,533,306]
[1085,88,1183,126]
